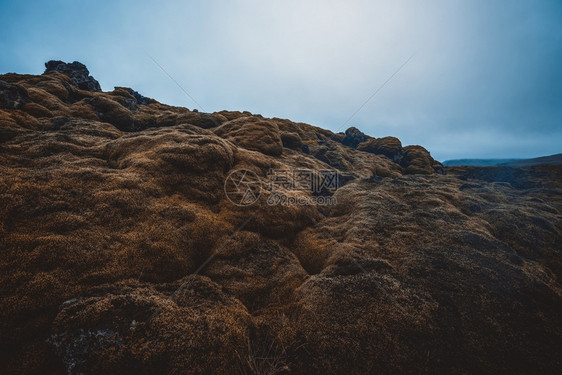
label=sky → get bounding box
[1,0,561,161]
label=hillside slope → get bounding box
[1,61,561,374]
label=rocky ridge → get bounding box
[0,61,560,374]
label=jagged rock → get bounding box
[340,126,367,148]
[121,87,151,105]
[44,60,101,92]
[357,136,403,161]
[112,87,154,110]
[0,80,29,109]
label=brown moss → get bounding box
[357,136,403,160]
[35,79,71,101]
[401,145,445,174]
[89,96,135,131]
[176,111,222,129]
[22,102,53,118]
[0,66,560,375]
[203,231,307,312]
[49,277,251,374]
[214,116,283,156]
[280,131,303,150]
[26,87,69,113]
[0,109,41,129]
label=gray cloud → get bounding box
[1,0,560,160]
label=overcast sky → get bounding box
[1,0,561,160]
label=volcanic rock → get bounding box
[341,126,367,148]
[44,60,102,92]
[0,61,560,375]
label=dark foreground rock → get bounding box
[0,80,29,109]
[0,62,560,374]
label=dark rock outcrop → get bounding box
[0,80,28,109]
[334,127,444,175]
[341,126,367,147]
[44,60,101,91]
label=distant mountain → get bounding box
[443,153,562,167]
[443,158,521,167]
[504,153,562,167]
